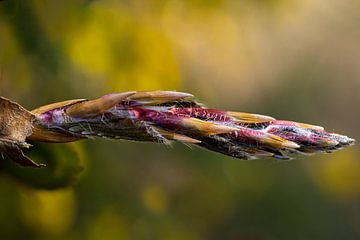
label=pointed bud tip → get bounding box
[130,91,194,101]
[330,133,355,146]
[227,111,275,123]
[283,141,301,149]
[181,118,239,135]
[66,92,135,118]
[325,139,339,147]
[297,123,324,131]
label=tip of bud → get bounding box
[297,123,324,131]
[66,91,135,118]
[181,118,239,135]
[283,141,301,149]
[130,91,194,101]
[259,133,300,149]
[329,133,355,146]
[227,111,275,123]
[348,138,356,144]
[324,139,340,147]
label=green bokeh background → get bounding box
[0,0,359,239]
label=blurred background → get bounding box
[0,0,359,239]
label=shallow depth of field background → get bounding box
[0,0,360,239]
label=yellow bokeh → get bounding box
[65,2,181,92]
[306,150,360,200]
[142,184,168,214]
[86,207,128,240]
[19,188,76,236]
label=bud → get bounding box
[0,91,355,168]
